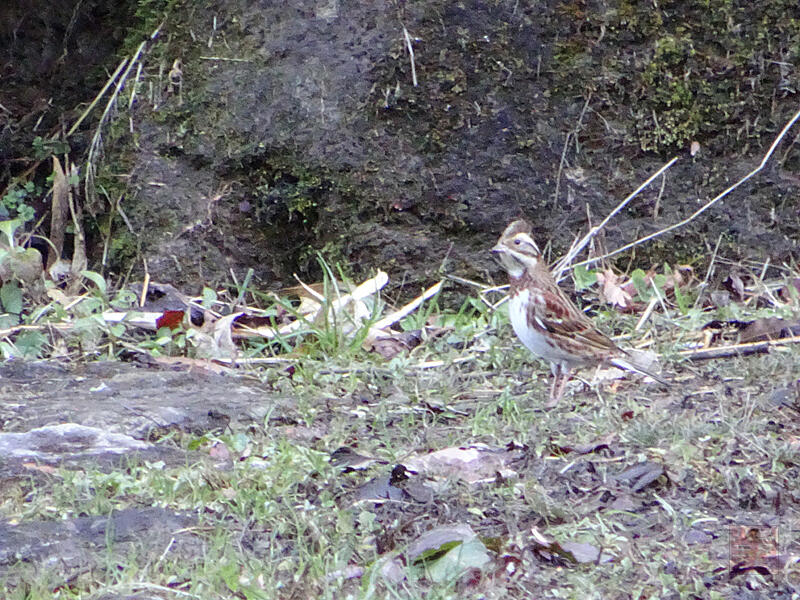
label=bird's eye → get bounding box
[513,239,521,245]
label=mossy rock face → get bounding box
[0,247,43,285]
[5,0,800,297]
[550,0,800,155]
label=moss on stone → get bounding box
[551,0,800,154]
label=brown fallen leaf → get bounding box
[156,310,185,331]
[596,269,632,308]
[615,461,665,492]
[208,442,230,460]
[368,330,423,359]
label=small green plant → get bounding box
[572,264,598,291]
[1,183,36,222]
[31,136,70,161]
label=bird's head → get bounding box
[491,219,542,278]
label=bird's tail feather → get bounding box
[610,357,669,386]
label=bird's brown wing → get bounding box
[529,282,620,360]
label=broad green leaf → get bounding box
[573,264,598,291]
[652,273,667,294]
[0,218,23,247]
[202,286,218,308]
[81,270,107,296]
[674,277,688,314]
[15,330,46,357]
[0,281,23,314]
[0,313,19,328]
[630,268,649,299]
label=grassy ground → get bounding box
[2,287,800,599]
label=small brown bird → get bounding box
[492,219,666,406]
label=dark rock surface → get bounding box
[0,359,288,440]
[0,508,200,587]
[0,358,295,585]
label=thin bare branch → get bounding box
[572,105,800,270]
[554,156,679,280]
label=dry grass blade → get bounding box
[372,280,442,331]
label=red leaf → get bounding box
[156,310,185,330]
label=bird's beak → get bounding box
[490,243,504,254]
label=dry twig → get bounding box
[572,105,800,269]
[679,335,800,360]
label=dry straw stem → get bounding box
[402,26,418,87]
[65,59,130,138]
[372,280,442,331]
[84,38,150,209]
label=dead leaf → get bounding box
[596,269,632,308]
[368,330,424,359]
[354,466,414,503]
[615,461,665,492]
[402,443,523,485]
[208,442,230,460]
[193,312,242,360]
[156,310,185,331]
[528,527,612,564]
[609,494,638,511]
[66,163,87,295]
[22,462,59,474]
[724,273,746,301]
[49,156,69,271]
[560,541,612,564]
[407,524,479,563]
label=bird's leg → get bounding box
[546,364,571,408]
[547,374,559,407]
[546,363,560,407]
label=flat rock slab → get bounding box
[0,422,150,461]
[0,360,298,589]
[0,359,294,438]
[0,359,296,480]
[0,507,200,586]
